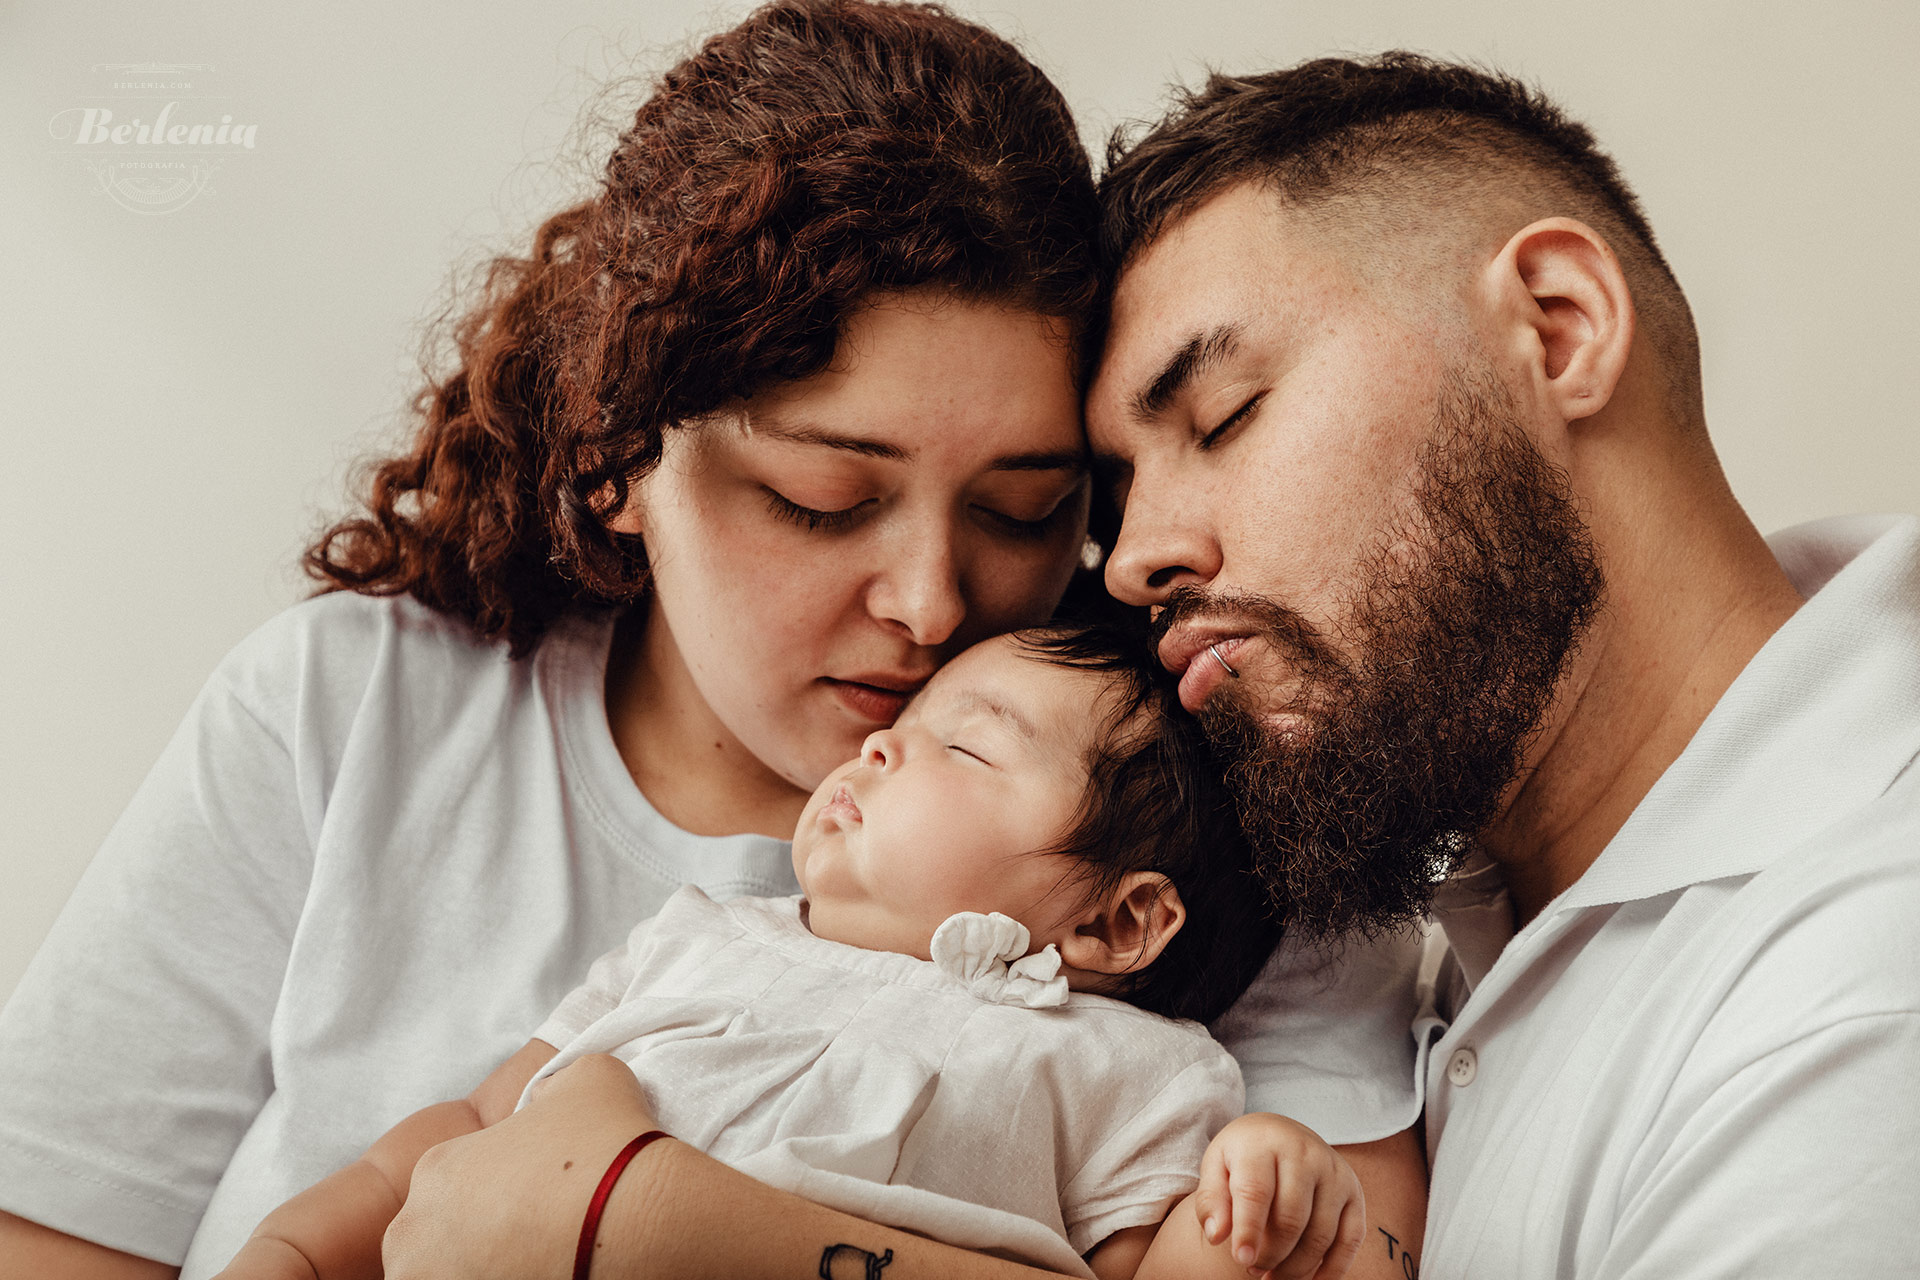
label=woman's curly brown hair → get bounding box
[306,0,1099,655]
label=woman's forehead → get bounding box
[749,295,1085,454]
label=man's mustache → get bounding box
[1148,583,1345,681]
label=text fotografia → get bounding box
[62,103,257,149]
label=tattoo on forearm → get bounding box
[819,1243,894,1279]
[1378,1227,1419,1279]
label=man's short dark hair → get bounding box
[1099,52,1704,426]
[1019,620,1284,1024]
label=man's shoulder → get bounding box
[1691,777,1920,1056]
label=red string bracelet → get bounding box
[572,1129,670,1280]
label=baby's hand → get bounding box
[211,1236,320,1280]
[1193,1112,1365,1280]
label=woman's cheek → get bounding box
[969,541,1080,633]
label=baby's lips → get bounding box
[818,782,863,827]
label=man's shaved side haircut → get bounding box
[1099,53,1705,430]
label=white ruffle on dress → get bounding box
[525,886,1244,1277]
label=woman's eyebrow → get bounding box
[747,418,910,461]
[745,417,1084,474]
[989,449,1086,474]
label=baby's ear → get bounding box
[1057,873,1186,977]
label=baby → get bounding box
[216,625,1384,1280]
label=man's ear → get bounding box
[1485,216,1636,425]
[1057,873,1186,977]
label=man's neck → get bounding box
[1480,459,1805,926]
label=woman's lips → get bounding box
[824,678,916,723]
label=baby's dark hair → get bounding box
[1017,621,1284,1024]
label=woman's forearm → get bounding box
[382,1055,1428,1280]
[592,1138,1065,1280]
[0,1211,179,1280]
[594,1131,1425,1280]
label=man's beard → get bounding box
[1163,369,1605,940]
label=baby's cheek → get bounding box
[910,841,1010,919]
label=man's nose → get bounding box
[1103,476,1220,607]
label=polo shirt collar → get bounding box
[1555,513,1920,912]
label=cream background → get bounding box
[3,0,1916,1001]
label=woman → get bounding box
[0,3,1425,1277]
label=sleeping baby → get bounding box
[215,623,1416,1280]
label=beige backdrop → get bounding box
[4,0,1916,1000]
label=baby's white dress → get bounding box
[527,885,1246,1278]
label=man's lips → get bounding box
[823,673,928,724]
[1158,629,1251,713]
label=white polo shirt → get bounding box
[1420,513,1920,1279]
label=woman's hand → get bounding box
[382,1054,659,1280]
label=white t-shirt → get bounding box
[0,592,1422,1275]
[525,887,1243,1278]
[1418,514,1920,1278]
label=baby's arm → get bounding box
[214,1038,558,1280]
[1089,1120,1427,1280]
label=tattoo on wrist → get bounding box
[1378,1227,1419,1279]
[820,1243,894,1279]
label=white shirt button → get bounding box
[1447,1047,1479,1087]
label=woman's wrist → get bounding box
[585,1131,693,1280]
[584,1136,1046,1280]
[575,1130,672,1280]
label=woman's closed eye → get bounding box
[969,481,1082,540]
[762,487,874,533]
[972,504,1066,540]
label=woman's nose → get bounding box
[1103,474,1221,607]
[866,520,966,647]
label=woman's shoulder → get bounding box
[212,592,610,728]
[222,591,501,682]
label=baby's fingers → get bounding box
[1273,1172,1364,1280]
[1307,1194,1368,1280]
[1239,1162,1312,1276]
[1192,1138,1235,1245]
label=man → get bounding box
[1090,53,1920,1277]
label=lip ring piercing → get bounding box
[1207,643,1240,679]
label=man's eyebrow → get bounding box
[1129,323,1244,422]
[748,419,910,461]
